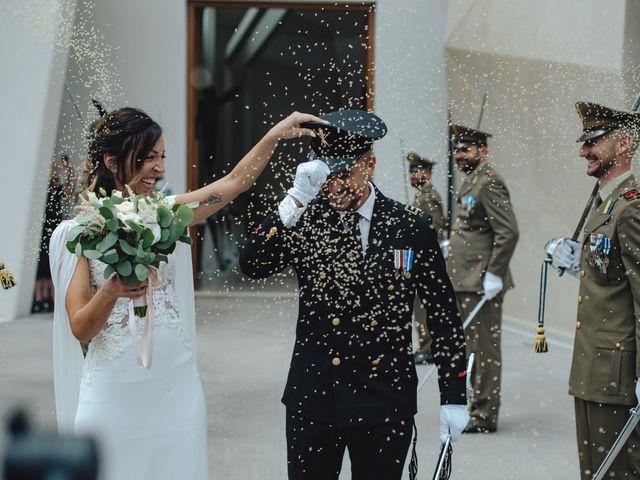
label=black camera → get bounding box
[2,409,98,480]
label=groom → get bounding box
[240,110,468,480]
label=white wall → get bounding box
[0,0,75,322]
[372,0,450,203]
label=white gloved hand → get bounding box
[635,378,640,404]
[439,405,469,443]
[482,272,503,300]
[287,159,331,207]
[552,238,581,278]
[439,239,450,260]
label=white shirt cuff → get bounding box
[278,195,306,228]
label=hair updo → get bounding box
[80,107,162,198]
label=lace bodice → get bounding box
[81,255,190,389]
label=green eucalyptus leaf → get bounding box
[99,206,114,220]
[97,231,118,252]
[102,249,119,264]
[83,249,101,260]
[134,264,149,282]
[66,225,85,243]
[160,228,170,242]
[142,228,155,249]
[103,264,115,279]
[75,242,82,257]
[106,218,119,232]
[119,239,138,256]
[176,204,194,226]
[157,206,173,228]
[116,259,132,277]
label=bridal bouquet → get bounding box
[66,187,196,316]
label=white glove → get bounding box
[552,238,581,278]
[287,159,331,207]
[439,239,450,260]
[439,405,469,443]
[635,378,640,404]
[482,272,503,300]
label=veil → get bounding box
[50,221,198,433]
[50,220,83,433]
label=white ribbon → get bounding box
[127,269,159,369]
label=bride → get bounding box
[49,106,322,480]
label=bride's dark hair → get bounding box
[80,107,162,198]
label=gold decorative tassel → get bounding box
[0,262,17,290]
[533,326,548,353]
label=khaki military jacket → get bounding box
[412,181,447,241]
[447,162,519,293]
[569,175,640,406]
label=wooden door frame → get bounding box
[186,1,376,287]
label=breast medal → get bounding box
[588,233,611,274]
[394,249,414,279]
[459,195,477,218]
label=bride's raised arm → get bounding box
[175,111,325,225]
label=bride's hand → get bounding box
[267,112,328,141]
[101,277,148,301]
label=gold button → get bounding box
[319,271,327,279]
[616,342,622,349]
[583,244,587,253]
[332,357,341,366]
[576,321,581,329]
[580,270,585,278]
[370,320,378,327]
[578,295,583,304]
[387,284,395,292]
[371,358,381,366]
[332,318,341,327]
[477,254,483,260]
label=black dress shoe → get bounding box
[413,352,434,365]
[462,422,497,434]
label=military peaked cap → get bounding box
[406,151,435,168]
[575,101,640,142]
[302,109,387,173]
[450,124,492,149]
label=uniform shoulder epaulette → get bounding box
[405,204,421,216]
[623,188,640,202]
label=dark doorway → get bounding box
[187,2,374,287]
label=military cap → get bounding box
[406,151,435,170]
[302,109,387,174]
[575,101,640,142]
[450,124,492,149]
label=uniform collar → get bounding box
[598,170,632,201]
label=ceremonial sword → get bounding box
[592,404,640,480]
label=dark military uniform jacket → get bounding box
[239,188,467,427]
[412,181,447,241]
[447,163,519,293]
[570,174,640,406]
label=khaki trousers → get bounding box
[574,397,640,479]
[456,292,502,429]
[413,297,432,354]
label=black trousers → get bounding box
[286,410,414,480]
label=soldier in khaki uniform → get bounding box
[407,151,447,364]
[447,125,519,433]
[550,102,640,479]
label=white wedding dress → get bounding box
[50,220,208,480]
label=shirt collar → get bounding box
[356,182,376,222]
[599,170,632,200]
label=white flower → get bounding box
[160,194,177,209]
[87,191,103,208]
[112,190,123,198]
[117,211,141,227]
[137,199,158,225]
[116,200,136,215]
